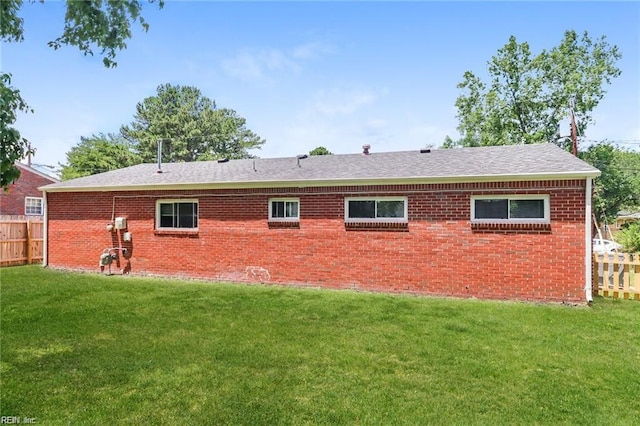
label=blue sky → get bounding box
[3,1,639,169]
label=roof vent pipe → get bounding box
[157,139,164,174]
[420,144,434,154]
[362,144,371,155]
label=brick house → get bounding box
[40,143,600,303]
[1,163,59,217]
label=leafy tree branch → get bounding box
[0,0,163,190]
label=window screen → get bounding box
[346,198,407,221]
[158,201,198,229]
[473,196,548,221]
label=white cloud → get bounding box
[366,118,389,129]
[290,41,336,59]
[221,50,272,82]
[264,49,301,72]
[221,41,335,83]
[264,91,460,158]
[221,48,304,83]
[312,88,380,116]
[259,83,458,158]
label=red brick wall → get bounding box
[0,167,56,216]
[46,180,589,302]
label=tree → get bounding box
[60,133,141,180]
[441,136,457,149]
[449,30,621,148]
[0,0,163,189]
[614,148,640,209]
[309,146,333,156]
[121,84,265,162]
[0,73,32,189]
[617,222,640,253]
[580,142,634,223]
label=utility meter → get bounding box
[114,217,127,230]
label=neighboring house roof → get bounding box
[616,212,640,226]
[16,162,60,183]
[0,163,59,216]
[41,143,600,192]
[29,163,61,181]
[617,212,640,219]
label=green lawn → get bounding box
[1,266,639,425]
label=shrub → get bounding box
[618,222,640,252]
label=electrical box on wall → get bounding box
[123,232,132,242]
[114,217,127,230]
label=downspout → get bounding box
[584,177,593,304]
[42,190,48,267]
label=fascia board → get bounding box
[39,170,601,193]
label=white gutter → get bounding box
[40,170,602,193]
[42,190,48,267]
[585,178,593,304]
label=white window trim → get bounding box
[268,198,300,222]
[344,196,408,223]
[155,199,199,230]
[25,196,43,216]
[470,194,550,224]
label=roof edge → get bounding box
[40,170,601,193]
[16,162,60,183]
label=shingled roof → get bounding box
[41,143,600,192]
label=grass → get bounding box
[1,266,639,425]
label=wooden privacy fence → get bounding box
[0,219,44,266]
[593,253,640,300]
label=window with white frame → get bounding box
[345,197,408,222]
[156,199,198,230]
[269,198,299,221]
[471,195,550,223]
[25,197,43,215]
